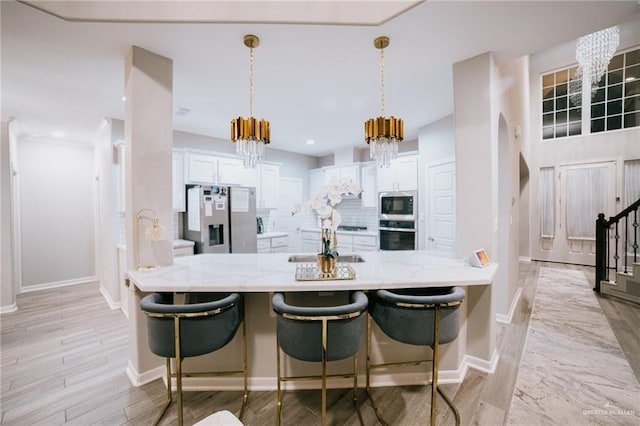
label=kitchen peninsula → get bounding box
[126,251,499,389]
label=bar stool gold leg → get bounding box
[431,305,461,426]
[152,358,173,426]
[239,318,248,420]
[430,306,440,425]
[174,316,184,426]
[365,314,389,426]
[276,343,282,426]
[321,318,328,426]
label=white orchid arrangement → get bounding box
[292,176,362,258]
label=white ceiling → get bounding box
[2,1,639,157]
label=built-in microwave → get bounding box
[379,191,417,221]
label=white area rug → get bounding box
[507,267,640,425]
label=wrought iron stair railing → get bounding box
[594,198,640,292]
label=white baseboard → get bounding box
[0,303,17,314]
[126,351,500,391]
[496,287,523,324]
[167,364,471,392]
[463,348,499,375]
[519,256,531,263]
[126,361,165,387]
[99,285,120,310]
[19,276,97,293]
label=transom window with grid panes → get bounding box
[591,48,640,133]
[541,46,640,140]
[542,67,582,139]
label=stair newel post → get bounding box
[595,213,607,293]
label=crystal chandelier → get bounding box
[364,36,404,168]
[570,26,620,105]
[231,34,270,169]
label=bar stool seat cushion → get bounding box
[370,287,465,346]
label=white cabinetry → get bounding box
[337,233,378,253]
[376,154,418,192]
[217,157,245,185]
[257,234,289,253]
[352,234,378,252]
[186,153,218,184]
[172,150,185,212]
[252,163,280,209]
[324,165,359,186]
[301,230,321,253]
[360,164,377,208]
[309,169,325,197]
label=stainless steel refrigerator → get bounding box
[184,185,258,254]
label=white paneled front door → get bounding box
[540,161,616,265]
[427,160,456,257]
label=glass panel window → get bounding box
[541,66,581,139]
[589,46,640,133]
[542,47,640,139]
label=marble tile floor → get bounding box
[507,266,640,425]
[1,261,639,425]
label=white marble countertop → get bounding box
[301,228,378,237]
[128,251,497,293]
[173,239,195,248]
[257,232,289,240]
[117,239,195,250]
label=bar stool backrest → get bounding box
[140,292,243,358]
[370,287,465,346]
[272,291,368,362]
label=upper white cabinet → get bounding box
[309,169,325,197]
[360,164,377,208]
[376,154,418,192]
[246,163,280,209]
[172,150,185,212]
[325,165,359,186]
[186,153,218,184]
[310,164,361,197]
[218,157,245,185]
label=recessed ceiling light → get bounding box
[174,107,191,117]
[52,131,65,138]
[306,139,315,145]
[121,96,126,101]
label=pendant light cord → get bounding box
[249,46,254,118]
[380,47,385,117]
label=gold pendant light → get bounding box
[364,36,404,168]
[231,34,270,169]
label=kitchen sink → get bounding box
[287,254,366,263]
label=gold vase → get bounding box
[317,255,336,274]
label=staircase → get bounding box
[601,261,640,304]
[595,198,640,304]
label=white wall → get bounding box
[94,118,121,308]
[17,137,95,289]
[528,17,640,263]
[1,119,16,312]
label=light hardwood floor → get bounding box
[1,262,638,425]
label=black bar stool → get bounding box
[140,292,248,426]
[272,291,368,426]
[366,286,465,425]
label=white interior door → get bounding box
[427,160,456,257]
[552,161,616,265]
[273,177,303,252]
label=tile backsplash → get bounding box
[298,198,377,231]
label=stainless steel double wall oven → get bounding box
[378,191,417,250]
